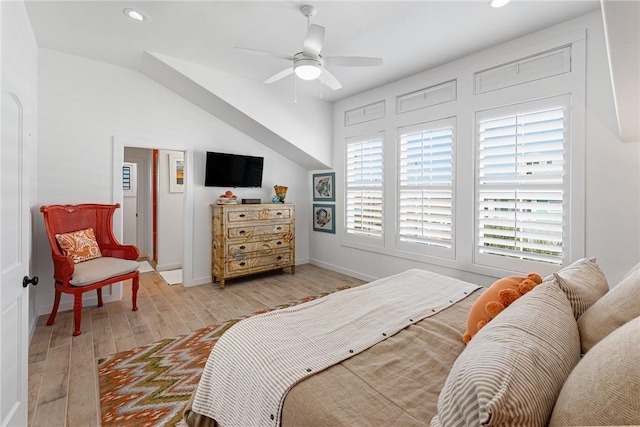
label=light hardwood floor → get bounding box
[28,264,366,427]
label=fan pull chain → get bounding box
[294,74,298,104]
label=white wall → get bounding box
[157,149,184,271]
[34,48,311,316]
[311,10,640,287]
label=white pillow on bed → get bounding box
[552,257,609,319]
[577,261,640,353]
[431,278,580,427]
[549,316,640,425]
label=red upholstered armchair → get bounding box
[40,203,140,336]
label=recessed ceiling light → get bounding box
[489,0,511,7]
[123,8,149,22]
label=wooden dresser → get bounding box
[210,203,295,288]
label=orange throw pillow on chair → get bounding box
[55,228,103,263]
[462,273,543,344]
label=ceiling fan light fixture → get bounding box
[489,0,511,7]
[294,59,322,80]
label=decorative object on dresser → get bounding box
[273,185,288,203]
[211,203,295,288]
[216,190,238,205]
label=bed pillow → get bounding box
[553,257,608,319]
[55,228,102,263]
[462,274,542,343]
[431,278,580,427]
[549,316,640,426]
[577,261,640,353]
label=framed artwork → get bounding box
[312,172,335,201]
[313,204,335,233]
[169,153,184,193]
[122,162,137,196]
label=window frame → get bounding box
[474,94,575,274]
[396,117,456,258]
[344,131,385,247]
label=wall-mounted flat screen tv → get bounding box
[204,151,264,188]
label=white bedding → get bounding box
[191,268,480,427]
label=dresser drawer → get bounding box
[227,238,293,256]
[227,223,292,240]
[227,207,292,223]
[225,251,293,274]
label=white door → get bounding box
[0,92,32,424]
[122,162,138,247]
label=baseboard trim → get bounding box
[156,263,182,272]
[308,258,377,283]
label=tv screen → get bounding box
[204,152,264,188]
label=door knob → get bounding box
[23,276,39,288]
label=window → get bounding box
[475,95,570,269]
[345,133,384,241]
[398,118,455,255]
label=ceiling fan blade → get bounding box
[235,47,294,62]
[303,24,325,58]
[264,67,294,84]
[319,68,342,90]
[323,56,383,67]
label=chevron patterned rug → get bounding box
[98,286,351,427]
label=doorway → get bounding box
[113,136,192,291]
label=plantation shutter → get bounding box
[477,99,568,265]
[346,135,384,239]
[398,120,454,252]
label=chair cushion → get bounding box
[55,228,103,263]
[577,261,640,353]
[549,316,640,426]
[70,257,139,287]
[431,278,580,427]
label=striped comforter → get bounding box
[191,269,480,427]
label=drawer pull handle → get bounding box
[239,214,246,218]
[276,212,282,216]
[276,241,282,245]
[239,245,246,250]
[276,226,282,231]
[239,230,246,235]
[276,256,283,260]
[239,262,246,266]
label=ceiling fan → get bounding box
[236,4,383,90]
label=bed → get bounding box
[184,259,640,427]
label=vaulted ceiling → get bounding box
[25,1,601,102]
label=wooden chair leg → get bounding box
[72,293,83,336]
[97,287,103,307]
[46,289,62,326]
[131,275,139,312]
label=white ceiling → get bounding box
[24,0,601,102]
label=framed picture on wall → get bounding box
[312,172,335,201]
[169,153,184,193]
[313,204,335,233]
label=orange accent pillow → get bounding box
[55,228,102,263]
[462,273,542,343]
